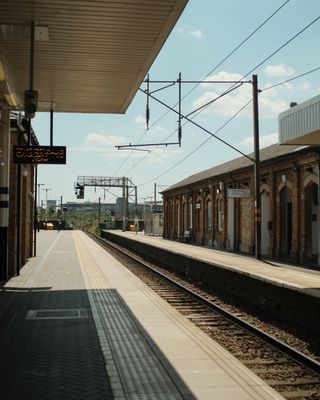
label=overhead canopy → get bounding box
[0,0,187,113]
[279,94,320,145]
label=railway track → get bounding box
[89,232,320,400]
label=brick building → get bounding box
[162,144,320,266]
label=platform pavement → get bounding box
[0,230,285,399]
[107,230,320,299]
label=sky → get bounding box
[32,0,320,206]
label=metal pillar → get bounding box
[317,154,320,266]
[252,74,261,260]
[43,188,51,229]
[98,197,101,224]
[134,186,138,218]
[0,108,10,280]
[16,164,21,276]
[122,177,126,231]
[33,165,37,256]
[125,183,129,228]
[50,108,53,146]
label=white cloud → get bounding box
[70,146,145,159]
[239,132,278,148]
[135,115,167,133]
[264,64,295,78]
[147,148,181,164]
[192,71,252,117]
[201,71,243,87]
[134,115,146,125]
[188,30,203,38]
[259,93,288,116]
[193,74,252,118]
[192,70,308,119]
[154,125,167,133]
[176,26,203,38]
[85,133,126,146]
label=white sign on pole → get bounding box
[227,188,251,198]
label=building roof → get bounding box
[0,0,187,113]
[163,143,310,193]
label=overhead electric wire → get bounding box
[139,99,253,187]
[241,15,320,81]
[138,61,320,187]
[113,0,291,176]
[116,3,320,192]
[192,14,320,116]
[182,0,292,97]
[261,65,320,92]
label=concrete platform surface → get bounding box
[107,230,320,298]
[0,230,284,399]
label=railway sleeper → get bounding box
[252,366,308,374]
[267,378,320,386]
[280,389,320,399]
[242,358,293,365]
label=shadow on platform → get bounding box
[0,286,196,400]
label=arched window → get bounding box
[196,199,201,231]
[182,202,187,233]
[207,199,212,230]
[216,196,223,232]
[188,201,193,229]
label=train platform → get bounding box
[102,230,320,332]
[0,230,284,400]
[104,230,320,296]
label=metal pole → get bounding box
[252,74,261,260]
[317,154,320,266]
[28,21,35,146]
[50,108,53,147]
[178,72,182,146]
[33,165,37,256]
[125,182,129,230]
[122,177,126,231]
[98,197,101,224]
[30,21,35,91]
[43,188,51,229]
[135,186,138,218]
[0,108,10,281]
[16,164,21,276]
[154,183,157,209]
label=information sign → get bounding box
[13,145,66,164]
[227,188,251,198]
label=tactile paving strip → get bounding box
[76,235,186,400]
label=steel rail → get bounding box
[90,233,320,376]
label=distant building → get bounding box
[116,197,124,215]
[47,199,57,212]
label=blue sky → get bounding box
[32,0,320,205]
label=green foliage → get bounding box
[67,209,100,233]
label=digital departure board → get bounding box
[13,145,66,164]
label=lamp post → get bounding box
[34,182,45,256]
[37,183,45,209]
[252,74,261,260]
[42,188,52,229]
